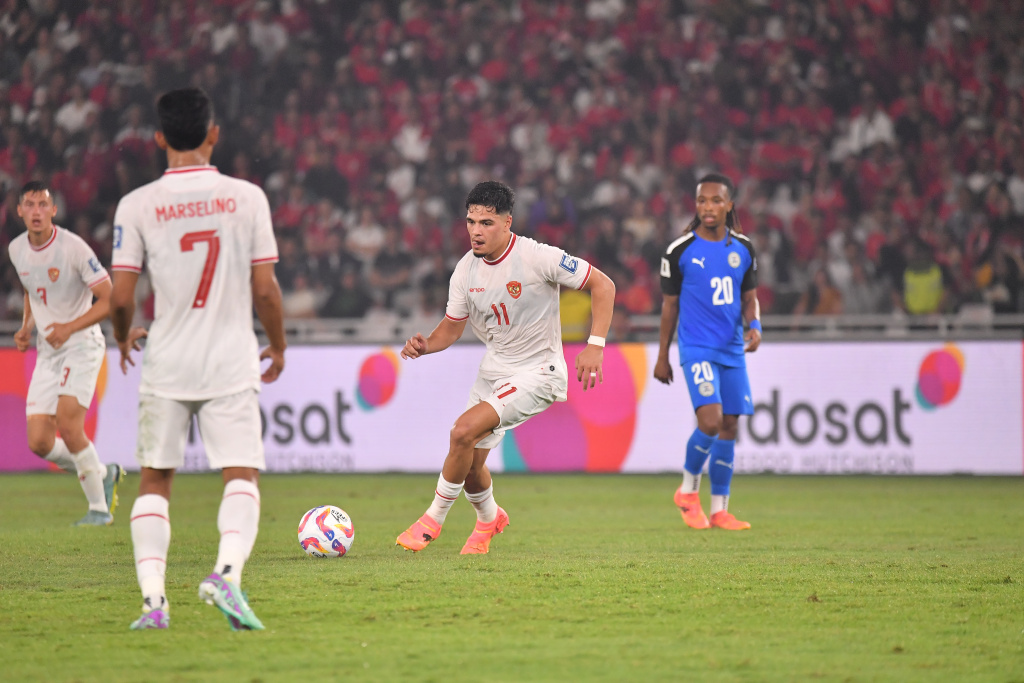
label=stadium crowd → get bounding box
[1,0,1023,331]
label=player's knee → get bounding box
[719,417,739,441]
[27,434,53,456]
[697,415,723,437]
[449,422,479,450]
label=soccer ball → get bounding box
[297,505,354,558]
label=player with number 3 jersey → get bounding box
[8,180,124,527]
[655,173,761,531]
[111,88,286,633]
[396,181,616,555]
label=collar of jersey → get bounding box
[483,233,516,265]
[163,165,219,176]
[29,225,58,251]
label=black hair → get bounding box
[465,180,515,215]
[156,87,214,152]
[19,180,51,202]
[687,172,743,241]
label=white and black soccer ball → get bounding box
[297,505,354,558]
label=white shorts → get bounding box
[26,340,105,415]
[468,368,564,450]
[136,390,265,471]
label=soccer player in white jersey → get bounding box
[9,180,125,526]
[109,88,286,632]
[397,181,615,554]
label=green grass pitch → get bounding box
[0,473,1021,682]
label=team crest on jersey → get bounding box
[698,382,714,397]
[48,268,60,282]
[506,280,522,299]
[728,252,741,268]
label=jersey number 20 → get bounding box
[710,276,733,305]
[180,230,220,308]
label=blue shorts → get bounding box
[681,358,753,415]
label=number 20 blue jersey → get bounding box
[660,230,757,367]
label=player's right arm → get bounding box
[110,197,148,373]
[404,255,470,359]
[655,239,686,385]
[401,317,467,360]
[14,289,33,352]
[252,262,286,383]
[654,294,678,385]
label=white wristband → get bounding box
[587,335,606,348]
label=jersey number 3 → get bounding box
[180,230,220,308]
[710,276,734,305]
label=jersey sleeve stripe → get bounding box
[445,313,468,322]
[86,274,110,287]
[251,256,279,265]
[111,264,143,272]
[576,263,593,290]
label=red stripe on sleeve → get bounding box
[111,265,143,272]
[252,256,278,265]
[577,264,593,289]
[445,314,468,322]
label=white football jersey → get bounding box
[111,166,279,400]
[445,233,593,393]
[9,226,108,352]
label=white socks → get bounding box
[710,494,729,515]
[465,485,498,523]
[43,437,76,473]
[680,470,701,494]
[131,494,170,613]
[71,442,108,512]
[214,479,261,587]
[425,474,463,525]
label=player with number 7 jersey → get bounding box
[110,88,286,633]
[111,168,278,399]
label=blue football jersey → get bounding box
[660,230,757,367]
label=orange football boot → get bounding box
[710,510,751,530]
[673,489,710,529]
[460,507,510,555]
[396,514,442,551]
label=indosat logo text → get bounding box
[739,344,965,448]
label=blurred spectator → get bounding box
[896,240,953,315]
[793,269,843,317]
[0,0,1021,328]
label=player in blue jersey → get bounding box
[654,173,761,530]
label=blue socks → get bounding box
[684,428,716,476]
[709,439,736,496]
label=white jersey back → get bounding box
[8,226,108,352]
[445,233,592,392]
[112,166,279,400]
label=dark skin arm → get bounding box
[742,288,762,352]
[653,294,679,384]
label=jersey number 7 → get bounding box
[180,230,220,309]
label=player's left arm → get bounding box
[576,266,615,391]
[44,279,113,350]
[739,238,762,353]
[253,262,287,383]
[742,290,762,352]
